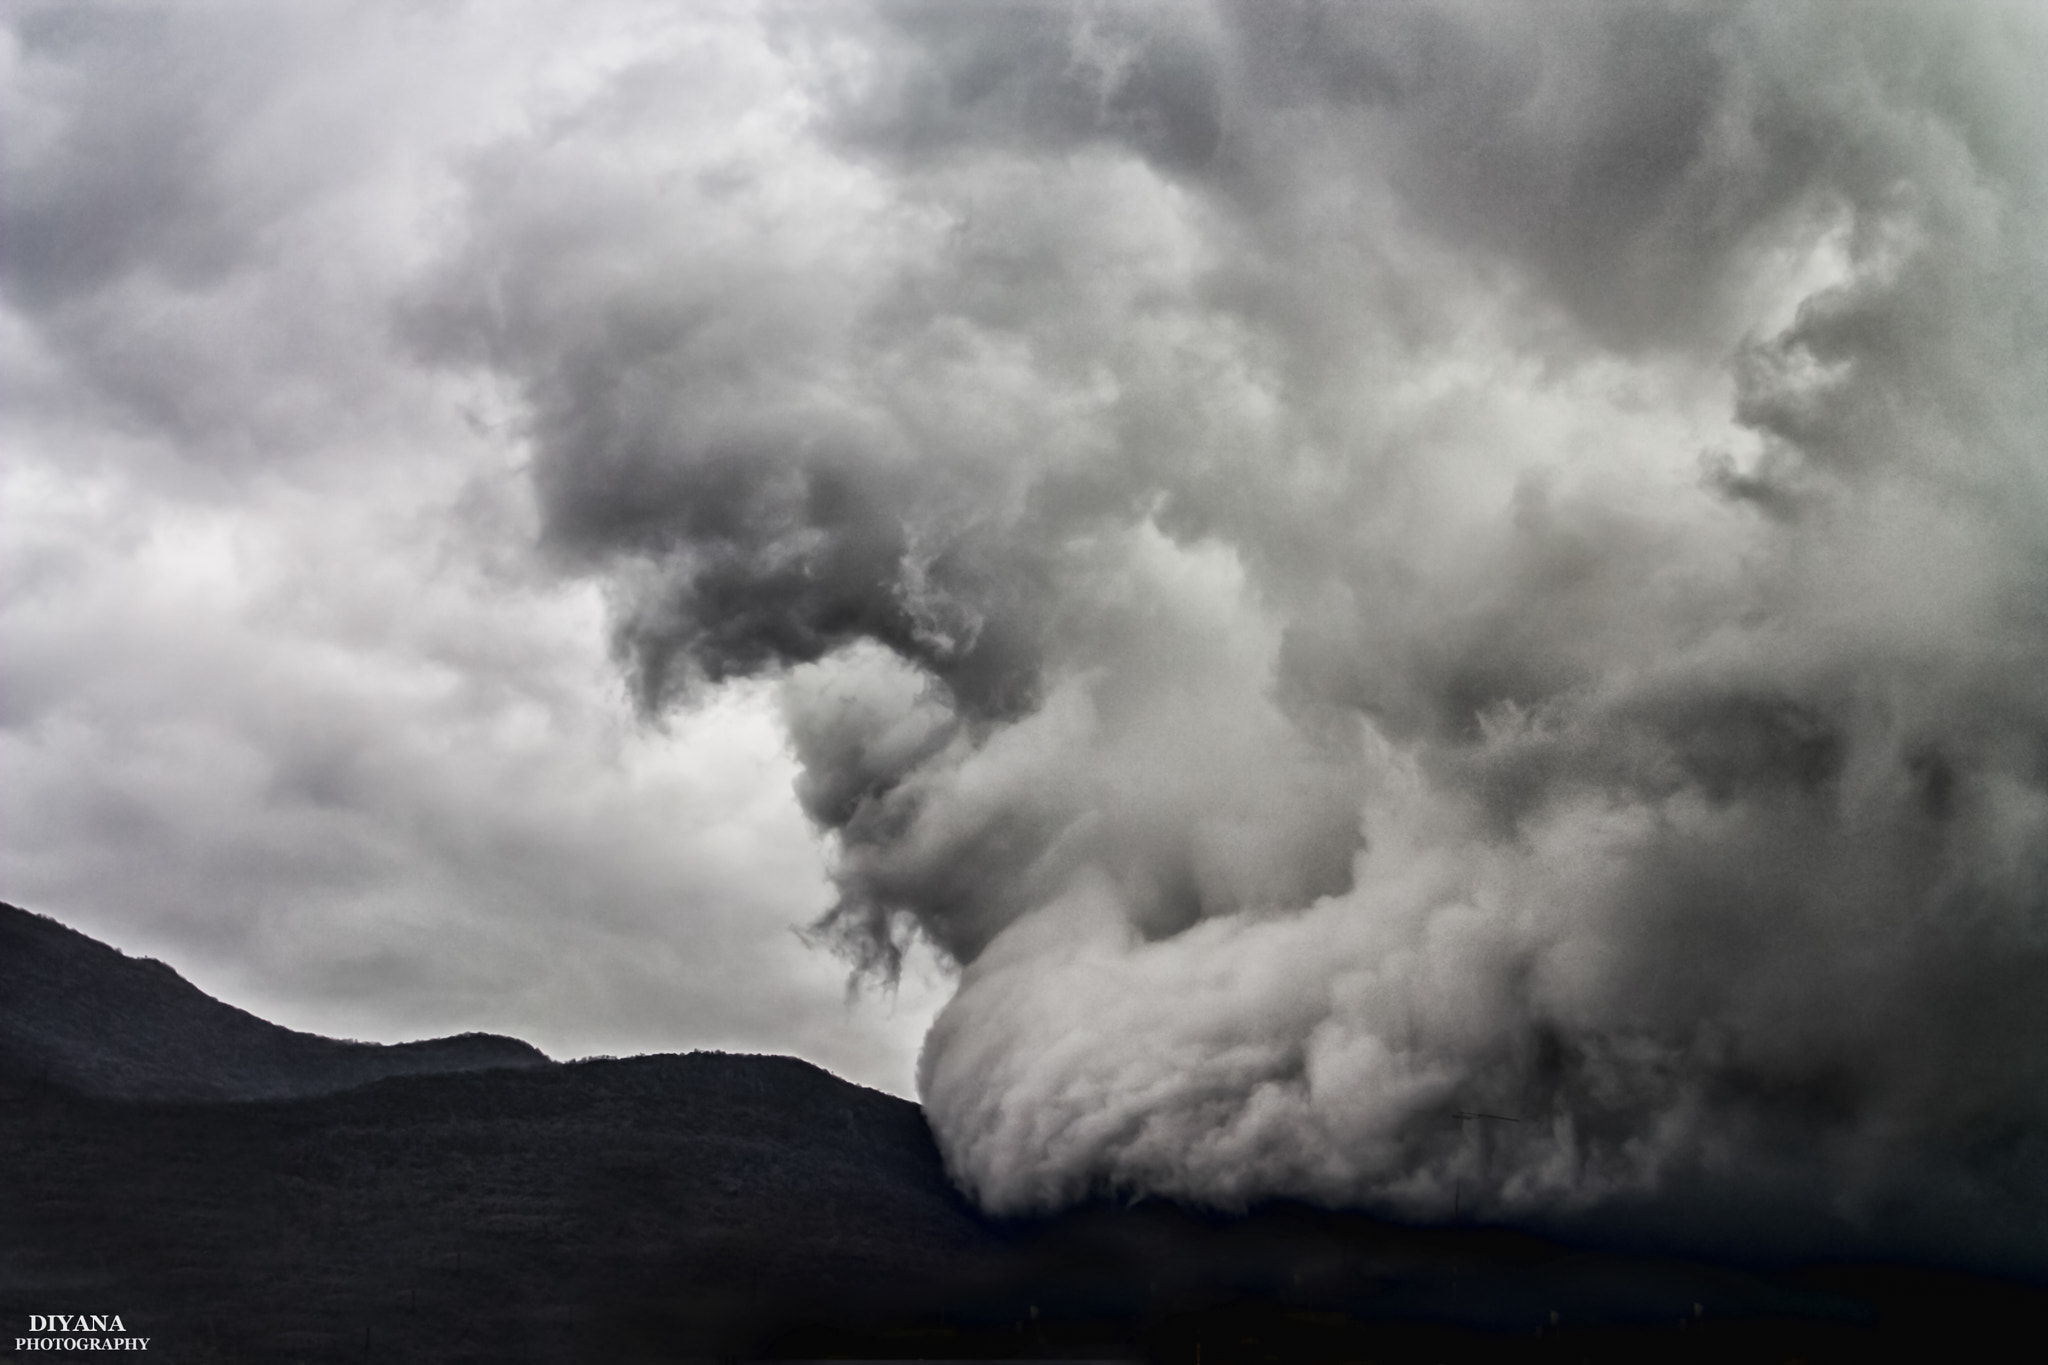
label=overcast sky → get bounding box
[1,0,959,1095]
[5,1,2046,1265]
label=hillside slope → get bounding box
[0,900,548,1101]
[2,1050,997,1362]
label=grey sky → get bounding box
[6,1,2046,1267]
[1,0,951,1094]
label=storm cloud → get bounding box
[9,1,2047,1267]
[406,0,2048,1264]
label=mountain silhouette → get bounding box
[0,901,548,1101]
[2,899,2040,1362]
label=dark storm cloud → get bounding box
[407,0,2048,1266]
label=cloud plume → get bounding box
[404,0,2048,1266]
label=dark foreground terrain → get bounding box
[4,901,2043,1362]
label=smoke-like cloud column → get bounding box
[412,0,2048,1265]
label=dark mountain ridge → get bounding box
[4,898,2042,1362]
[0,901,548,1101]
